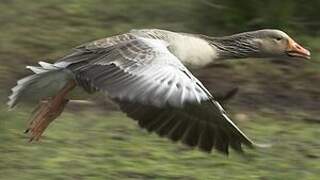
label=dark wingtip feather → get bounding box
[117,101,253,155]
[198,125,214,153]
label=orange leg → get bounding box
[25,81,76,142]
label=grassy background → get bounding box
[0,0,320,179]
[1,106,320,180]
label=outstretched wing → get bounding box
[60,35,254,154]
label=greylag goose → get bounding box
[8,29,310,154]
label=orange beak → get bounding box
[286,38,311,60]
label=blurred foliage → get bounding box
[194,0,320,35]
[0,0,196,87]
[1,107,320,180]
[0,0,319,89]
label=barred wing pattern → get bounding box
[61,35,253,153]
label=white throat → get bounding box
[168,34,217,68]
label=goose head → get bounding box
[208,29,311,60]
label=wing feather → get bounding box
[60,34,253,153]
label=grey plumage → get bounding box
[57,29,253,153]
[9,29,261,154]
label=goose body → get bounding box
[132,29,218,67]
[8,29,310,154]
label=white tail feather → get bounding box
[38,61,58,70]
[8,62,74,109]
[26,66,48,74]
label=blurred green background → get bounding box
[0,0,320,179]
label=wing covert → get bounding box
[61,35,254,153]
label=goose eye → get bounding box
[275,37,282,41]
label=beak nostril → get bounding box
[295,45,302,49]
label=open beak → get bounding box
[286,38,311,60]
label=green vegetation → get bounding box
[1,107,320,180]
[0,0,320,179]
[195,0,320,35]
